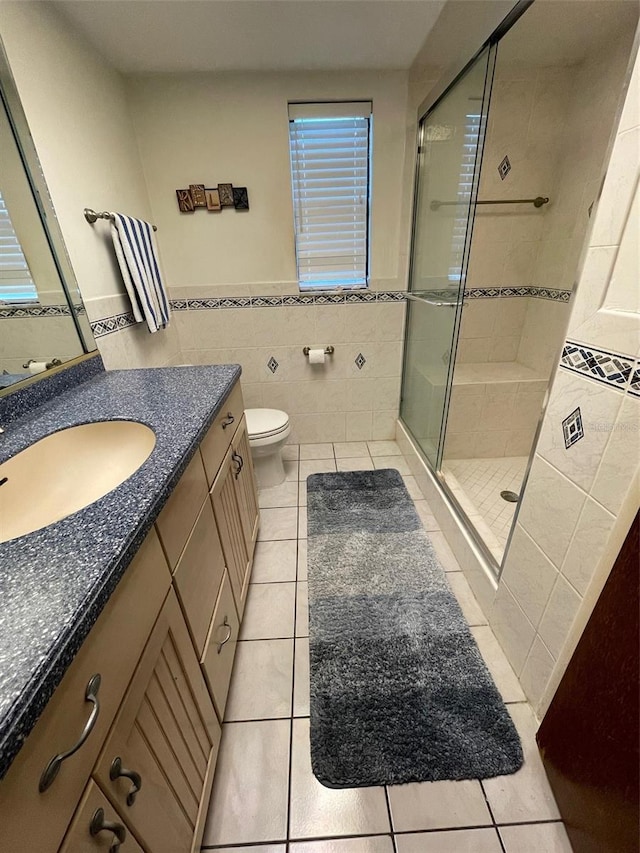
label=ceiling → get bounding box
[55,0,447,73]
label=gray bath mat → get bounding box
[307,469,523,788]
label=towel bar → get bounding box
[84,208,157,231]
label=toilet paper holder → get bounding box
[23,358,62,370]
[303,346,334,357]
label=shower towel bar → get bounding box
[430,196,549,211]
[84,208,158,231]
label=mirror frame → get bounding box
[0,35,96,398]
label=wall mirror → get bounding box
[0,38,96,395]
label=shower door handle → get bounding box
[405,293,467,308]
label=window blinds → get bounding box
[448,110,481,283]
[288,102,371,289]
[0,191,38,303]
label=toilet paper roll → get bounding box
[307,348,326,365]
[28,361,48,375]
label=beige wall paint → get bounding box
[0,2,180,367]
[127,70,409,294]
[119,68,411,434]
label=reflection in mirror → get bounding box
[0,40,95,393]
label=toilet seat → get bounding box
[246,408,290,441]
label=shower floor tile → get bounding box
[443,456,528,560]
[202,442,564,851]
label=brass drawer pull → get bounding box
[217,616,232,654]
[232,451,243,479]
[39,673,101,792]
[90,807,126,852]
[110,756,142,806]
[221,412,235,429]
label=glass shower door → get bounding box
[400,47,495,468]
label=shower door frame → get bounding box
[399,0,536,577]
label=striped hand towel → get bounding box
[110,214,170,333]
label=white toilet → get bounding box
[245,408,291,489]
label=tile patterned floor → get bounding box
[442,456,529,561]
[202,442,571,853]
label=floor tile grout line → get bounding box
[225,714,297,724]
[237,633,309,642]
[201,819,568,849]
[479,778,507,853]
[384,785,398,853]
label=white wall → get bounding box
[127,70,409,295]
[0,2,180,368]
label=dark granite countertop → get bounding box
[0,363,241,779]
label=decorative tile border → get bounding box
[91,311,138,338]
[0,303,86,318]
[0,304,73,318]
[90,286,571,337]
[465,286,572,302]
[560,340,637,393]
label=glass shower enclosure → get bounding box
[400,46,496,468]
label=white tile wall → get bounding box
[88,294,181,369]
[517,456,587,568]
[500,525,558,627]
[174,299,405,443]
[458,37,633,392]
[536,369,624,492]
[488,44,640,717]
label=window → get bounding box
[0,190,38,303]
[288,102,372,290]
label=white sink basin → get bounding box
[0,421,156,543]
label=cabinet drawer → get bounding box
[59,780,144,853]
[155,451,209,570]
[201,570,240,721]
[199,381,244,486]
[93,589,220,853]
[0,529,171,853]
[173,497,226,656]
[210,448,250,618]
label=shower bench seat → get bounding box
[445,360,548,461]
[453,360,546,389]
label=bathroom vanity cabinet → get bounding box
[0,378,259,853]
[156,380,259,717]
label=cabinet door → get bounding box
[201,570,240,721]
[93,590,221,853]
[210,448,250,617]
[59,781,144,853]
[172,497,226,656]
[0,530,171,853]
[199,382,245,486]
[231,415,260,559]
[155,451,209,570]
